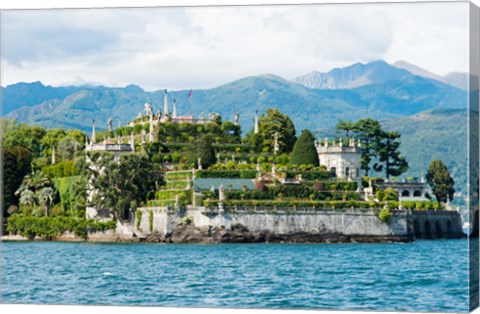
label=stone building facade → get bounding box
[316,138,362,181]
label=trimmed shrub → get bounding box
[378,208,392,223]
[290,130,319,166]
[195,170,257,179]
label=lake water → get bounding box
[0,239,472,312]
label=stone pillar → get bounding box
[91,120,96,144]
[173,99,177,119]
[254,110,259,134]
[51,146,56,165]
[149,113,154,142]
[274,131,279,155]
[163,89,169,121]
[130,132,135,151]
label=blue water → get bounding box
[0,239,471,312]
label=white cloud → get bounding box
[0,2,469,91]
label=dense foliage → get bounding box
[246,108,297,154]
[3,146,33,215]
[426,160,455,203]
[335,118,409,179]
[290,129,319,166]
[6,214,116,240]
[82,152,156,220]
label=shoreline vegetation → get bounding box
[1,108,462,243]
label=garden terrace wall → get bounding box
[108,206,463,243]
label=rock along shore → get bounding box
[1,223,412,244]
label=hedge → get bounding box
[203,199,375,209]
[281,171,332,181]
[155,190,192,202]
[166,181,188,189]
[268,185,361,201]
[298,181,358,191]
[212,143,254,153]
[224,190,273,200]
[165,171,193,181]
[195,170,257,179]
[42,161,76,178]
[6,214,116,240]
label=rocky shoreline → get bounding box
[1,223,413,244]
[145,223,413,243]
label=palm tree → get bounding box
[15,170,50,197]
[37,187,55,216]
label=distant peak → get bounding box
[125,84,144,93]
[258,74,287,81]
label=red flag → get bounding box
[188,90,192,99]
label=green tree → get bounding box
[290,129,319,166]
[374,131,409,179]
[65,129,86,146]
[57,137,82,161]
[336,119,356,137]
[426,160,455,203]
[2,146,33,214]
[2,119,46,156]
[351,118,383,176]
[196,136,216,169]
[16,170,51,198]
[259,108,296,154]
[221,121,242,143]
[85,152,155,220]
[40,128,66,159]
[37,187,55,216]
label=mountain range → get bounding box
[293,60,468,90]
[1,60,470,199]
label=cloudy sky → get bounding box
[0,2,469,91]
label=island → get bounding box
[2,91,464,243]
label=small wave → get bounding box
[103,272,112,276]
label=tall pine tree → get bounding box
[374,131,409,179]
[351,118,383,176]
[290,129,319,166]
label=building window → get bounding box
[402,190,410,197]
[356,168,359,178]
[414,190,422,197]
[345,167,350,177]
[331,167,336,176]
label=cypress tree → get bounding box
[196,136,216,169]
[426,159,455,203]
[290,129,319,166]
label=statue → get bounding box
[219,184,225,201]
[274,131,279,154]
[198,157,202,170]
[234,112,239,125]
[175,194,179,208]
[144,103,152,116]
[108,118,113,132]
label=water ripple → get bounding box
[1,239,470,312]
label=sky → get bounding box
[0,1,470,91]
